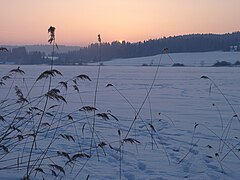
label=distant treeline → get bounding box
[1,32,240,65]
[56,32,240,64]
[0,47,47,65]
[212,60,240,67]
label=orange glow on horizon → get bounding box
[0,0,239,46]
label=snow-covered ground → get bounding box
[95,51,240,67]
[0,58,240,179]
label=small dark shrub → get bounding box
[212,61,232,67]
[172,63,184,67]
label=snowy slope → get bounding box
[95,51,240,67]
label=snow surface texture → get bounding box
[93,51,240,67]
[0,54,240,180]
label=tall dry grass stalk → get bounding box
[90,34,102,157]
[26,26,59,179]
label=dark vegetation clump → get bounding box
[212,61,232,67]
[172,63,185,67]
[234,61,240,66]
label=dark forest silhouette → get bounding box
[1,32,240,65]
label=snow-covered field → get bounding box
[97,51,240,67]
[0,54,240,179]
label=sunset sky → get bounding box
[1,0,240,46]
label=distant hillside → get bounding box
[56,32,240,64]
[1,32,240,65]
[3,45,80,54]
[25,45,80,54]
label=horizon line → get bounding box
[1,31,239,48]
